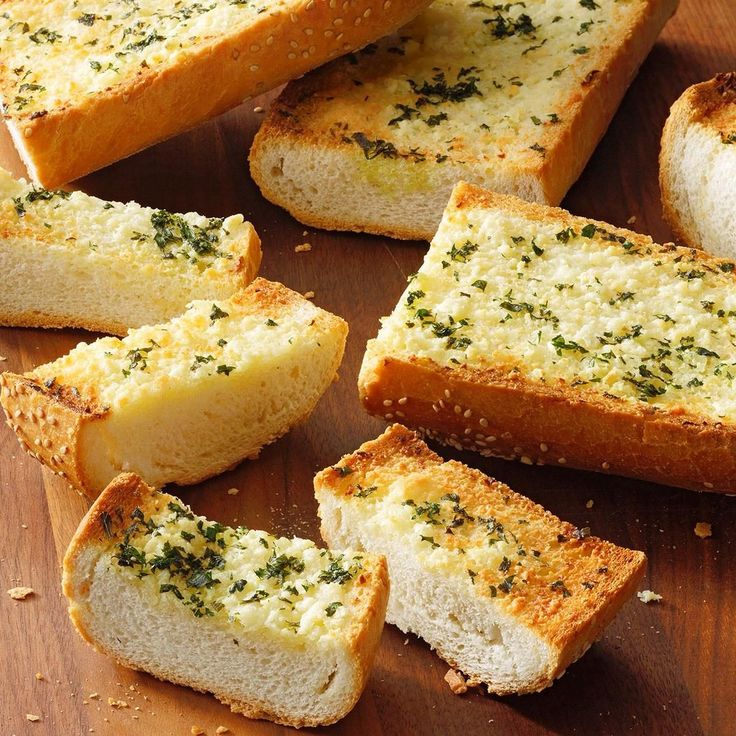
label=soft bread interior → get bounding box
[319,493,553,691]
[77,316,345,491]
[71,548,361,725]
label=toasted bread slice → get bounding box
[660,72,736,257]
[359,182,736,492]
[1,278,347,497]
[63,474,388,727]
[250,0,678,240]
[0,0,433,187]
[315,425,646,694]
[0,168,261,334]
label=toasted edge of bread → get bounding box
[62,473,389,727]
[660,72,736,255]
[315,424,646,694]
[5,0,433,187]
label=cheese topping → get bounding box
[105,495,365,643]
[375,204,736,421]
[32,293,323,408]
[0,168,249,272]
[0,1,284,117]
[295,0,639,170]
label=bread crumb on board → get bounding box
[694,522,712,538]
[294,243,312,253]
[216,727,230,734]
[107,697,129,708]
[191,727,205,735]
[226,487,240,496]
[304,291,316,300]
[7,586,34,600]
[637,590,663,604]
[444,668,468,695]
[26,714,41,722]
[627,215,637,224]
[585,499,594,509]
[35,673,44,681]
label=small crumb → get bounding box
[585,499,594,509]
[88,693,99,700]
[627,215,637,225]
[21,523,28,529]
[26,714,41,722]
[253,105,264,113]
[7,586,34,600]
[403,638,409,645]
[694,522,712,539]
[191,727,205,735]
[444,668,468,695]
[294,243,312,253]
[35,673,44,681]
[216,728,230,735]
[0,355,6,361]
[107,698,129,708]
[637,590,663,604]
[304,291,315,299]
[226,487,240,496]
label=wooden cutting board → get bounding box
[1,2,735,734]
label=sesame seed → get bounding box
[454,405,462,414]
[383,399,393,407]
[253,105,264,113]
[438,399,445,409]
[48,416,57,426]
[463,409,472,418]
[444,389,451,399]
[602,462,610,470]
[704,481,714,489]
[398,397,408,405]
[385,413,393,420]
[521,456,533,465]
[396,410,405,418]
[513,446,522,453]
[539,443,548,452]
[464,428,472,435]
[479,417,489,428]
[558,458,567,464]
[486,435,496,442]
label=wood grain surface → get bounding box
[1,1,735,735]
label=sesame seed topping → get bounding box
[398,397,408,405]
[521,456,533,465]
[479,418,489,428]
[383,399,393,407]
[539,443,549,452]
[558,458,567,464]
[602,462,610,470]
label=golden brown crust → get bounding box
[250,0,679,240]
[316,425,646,691]
[359,182,736,493]
[3,0,434,187]
[660,72,736,248]
[0,371,104,491]
[63,473,387,728]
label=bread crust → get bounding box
[358,182,736,493]
[2,0,434,187]
[315,425,646,693]
[63,473,389,728]
[0,278,348,497]
[660,72,736,249]
[250,0,679,240]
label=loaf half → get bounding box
[660,72,736,257]
[0,168,261,334]
[0,0,433,187]
[1,278,347,497]
[315,425,645,694]
[250,0,678,240]
[359,182,736,492]
[63,473,388,727]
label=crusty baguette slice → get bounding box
[250,0,678,240]
[315,425,646,694]
[0,168,261,334]
[0,0,433,187]
[0,278,347,497]
[359,182,736,493]
[63,473,388,727]
[660,72,736,257]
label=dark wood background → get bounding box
[1,1,734,734]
